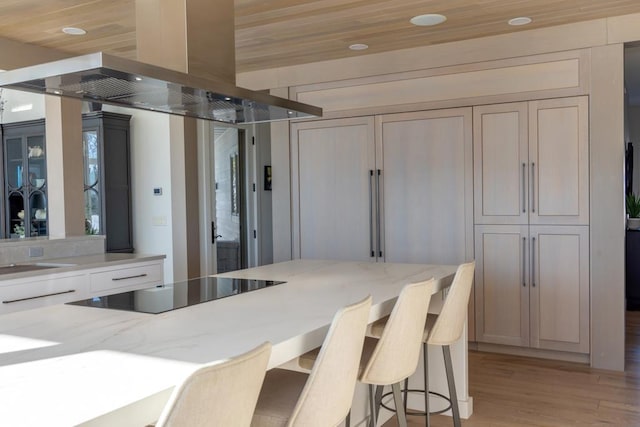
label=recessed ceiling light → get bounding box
[349,43,369,51]
[134,76,143,81]
[508,17,532,26]
[224,96,232,101]
[410,14,447,27]
[62,27,87,36]
[52,90,62,95]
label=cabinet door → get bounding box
[475,225,530,347]
[378,108,473,265]
[473,102,529,225]
[291,117,375,260]
[529,225,589,353]
[529,97,589,225]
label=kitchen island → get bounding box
[0,259,466,426]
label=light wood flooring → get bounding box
[385,311,640,426]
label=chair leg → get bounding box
[368,384,377,427]
[391,382,408,427]
[403,377,409,414]
[424,342,430,427]
[373,384,383,424]
[442,345,461,427]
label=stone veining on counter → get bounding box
[0,259,458,426]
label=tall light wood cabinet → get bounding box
[475,224,589,353]
[291,108,473,266]
[473,96,590,354]
[376,110,473,265]
[291,117,375,261]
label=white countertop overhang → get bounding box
[0,259,456,426]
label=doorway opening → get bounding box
[212,126,248,273]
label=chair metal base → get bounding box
[373,344,461,427]
[379,389,452,416]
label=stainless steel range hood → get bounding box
[0,52,322,124]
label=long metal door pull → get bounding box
[369,170,375,257]
[531,162,536,213]
[3,289,75,304]
[522,237,526,287]
[376,169,382,258]
[522,163,526,213]
[112,273,148,281]
[531,237,536,287]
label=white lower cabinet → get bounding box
[89,261,164,294]
[0,259,164,315]
[0,274,88,315]
[475,225,589,353]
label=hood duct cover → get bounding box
[0,52,322,124]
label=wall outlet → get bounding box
[29,247,44,257]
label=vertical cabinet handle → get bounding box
[376,169,383,258]
[522,163,526,213]
[522,237,526,287]
[531,162,536,213]
[531,236,536,287]
[369,170,375,258]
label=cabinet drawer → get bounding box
[0,275,87,315]
[90,263,163,294]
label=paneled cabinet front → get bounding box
[473,96,590,355]
[291,109,473,266]
[473,97,589,226]
[475,224,590,353]
[1,119,48,239]
[291,117,376,261]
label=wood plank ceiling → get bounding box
[0,0,640,73]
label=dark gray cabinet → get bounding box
[82,112,133,253]
[1,119,48,239]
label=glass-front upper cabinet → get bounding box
[83,128,100,235]
[82,111,133,253]
[2,119,47,238]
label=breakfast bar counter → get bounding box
[0,259,465,426]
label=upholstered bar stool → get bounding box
[299,279,435,427]
[371,261,475,427]
[420,261,474,427]
[154,341,272,427]
[251,295,372,427]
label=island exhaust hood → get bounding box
[0,52,322,124]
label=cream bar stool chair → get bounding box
[299,279,435,427]
[251,295,372,427]
[154,341,272,427]
[373,261,475,427]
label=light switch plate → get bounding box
[152,216,168,226]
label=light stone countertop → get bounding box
[0,259,457,426]
[0,252,166,282]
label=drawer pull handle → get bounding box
[112,273,148,281]
[3,289,75,304]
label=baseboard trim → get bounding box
[471,341,590,364]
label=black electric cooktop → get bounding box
[68,277,286,314]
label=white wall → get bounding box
[0,89,45,123]
[103,105,175,283]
